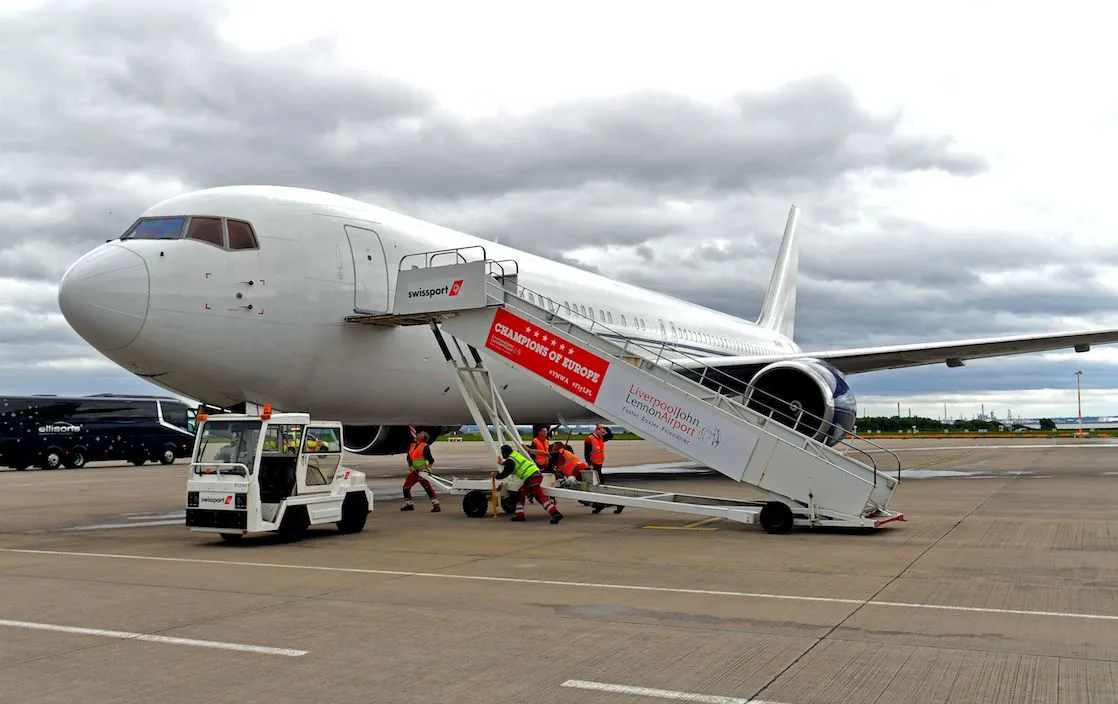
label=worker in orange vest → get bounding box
[402,431,441,512]
[584,424,613,478]
[528,425,551,471]
[550,441,586,484]
[556,441,623,515]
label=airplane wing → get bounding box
[666,328,1118,377]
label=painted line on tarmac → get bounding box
[561,679,787,703]
[2,547,1117,624]
[642,517,722,531]
[0,618,306,657]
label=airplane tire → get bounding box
[336,492,369,533]
[462,490,489,518]
[759,502,794,534]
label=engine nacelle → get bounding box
[342,425,454,455]
[743,359,856,447]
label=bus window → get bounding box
[160,401,191,432]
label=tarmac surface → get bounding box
[1,437,1117,703]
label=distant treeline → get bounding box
[855,416,1056,433]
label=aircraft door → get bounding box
[343,224,389,314]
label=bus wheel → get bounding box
[42,450,62,470]
[64,450,86,469]
[160,448,175,465]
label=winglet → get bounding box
[755,205,800,341]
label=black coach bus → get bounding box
[0,394,197,470]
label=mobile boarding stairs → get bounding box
[347,247,905,534]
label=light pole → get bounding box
[1076,370,1083,437]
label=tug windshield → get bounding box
[194,420,262,475]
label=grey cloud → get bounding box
[5,0,1094,404]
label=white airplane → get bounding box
[55,185,1118,457]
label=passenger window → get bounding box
[620,314,626,327]
[186,217,224,247]
[226,219,258,250]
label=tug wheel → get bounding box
[336,492,369,533]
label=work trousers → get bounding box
[517,474,558,517]
[403,470,437,501]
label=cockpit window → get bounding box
[186,217,225,247]
[121,216,186,240]
[227,219,258,250]
[120,215,259,251]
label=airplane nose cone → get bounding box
[58,245,150,351]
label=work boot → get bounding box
[613,506,624,514]
[430,504,441,513]
[550,512,564,525]
[510,515,526,522]
[400,504,415,511]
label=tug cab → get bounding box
[185,407,374,543]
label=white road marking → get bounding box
[0,618,306,657]
[58,519,185,532]
[0,476,173,488]
[1,547,1116,623]
[561,679,786,703]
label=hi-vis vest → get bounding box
[507,450,538,481]
[408,441,429,471]
[557,449,585,477]
[586,434,605,464]
[530,437,549,466]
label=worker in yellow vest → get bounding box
[495,445,562,524]
[402,431,441,512]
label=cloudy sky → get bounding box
[2,0,1116,420]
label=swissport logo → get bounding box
[201,495,233,505]
[407,279,465,299]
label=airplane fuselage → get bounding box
[59,187,798,427]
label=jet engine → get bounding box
[342,425,453,455]
[743,359,856,447]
